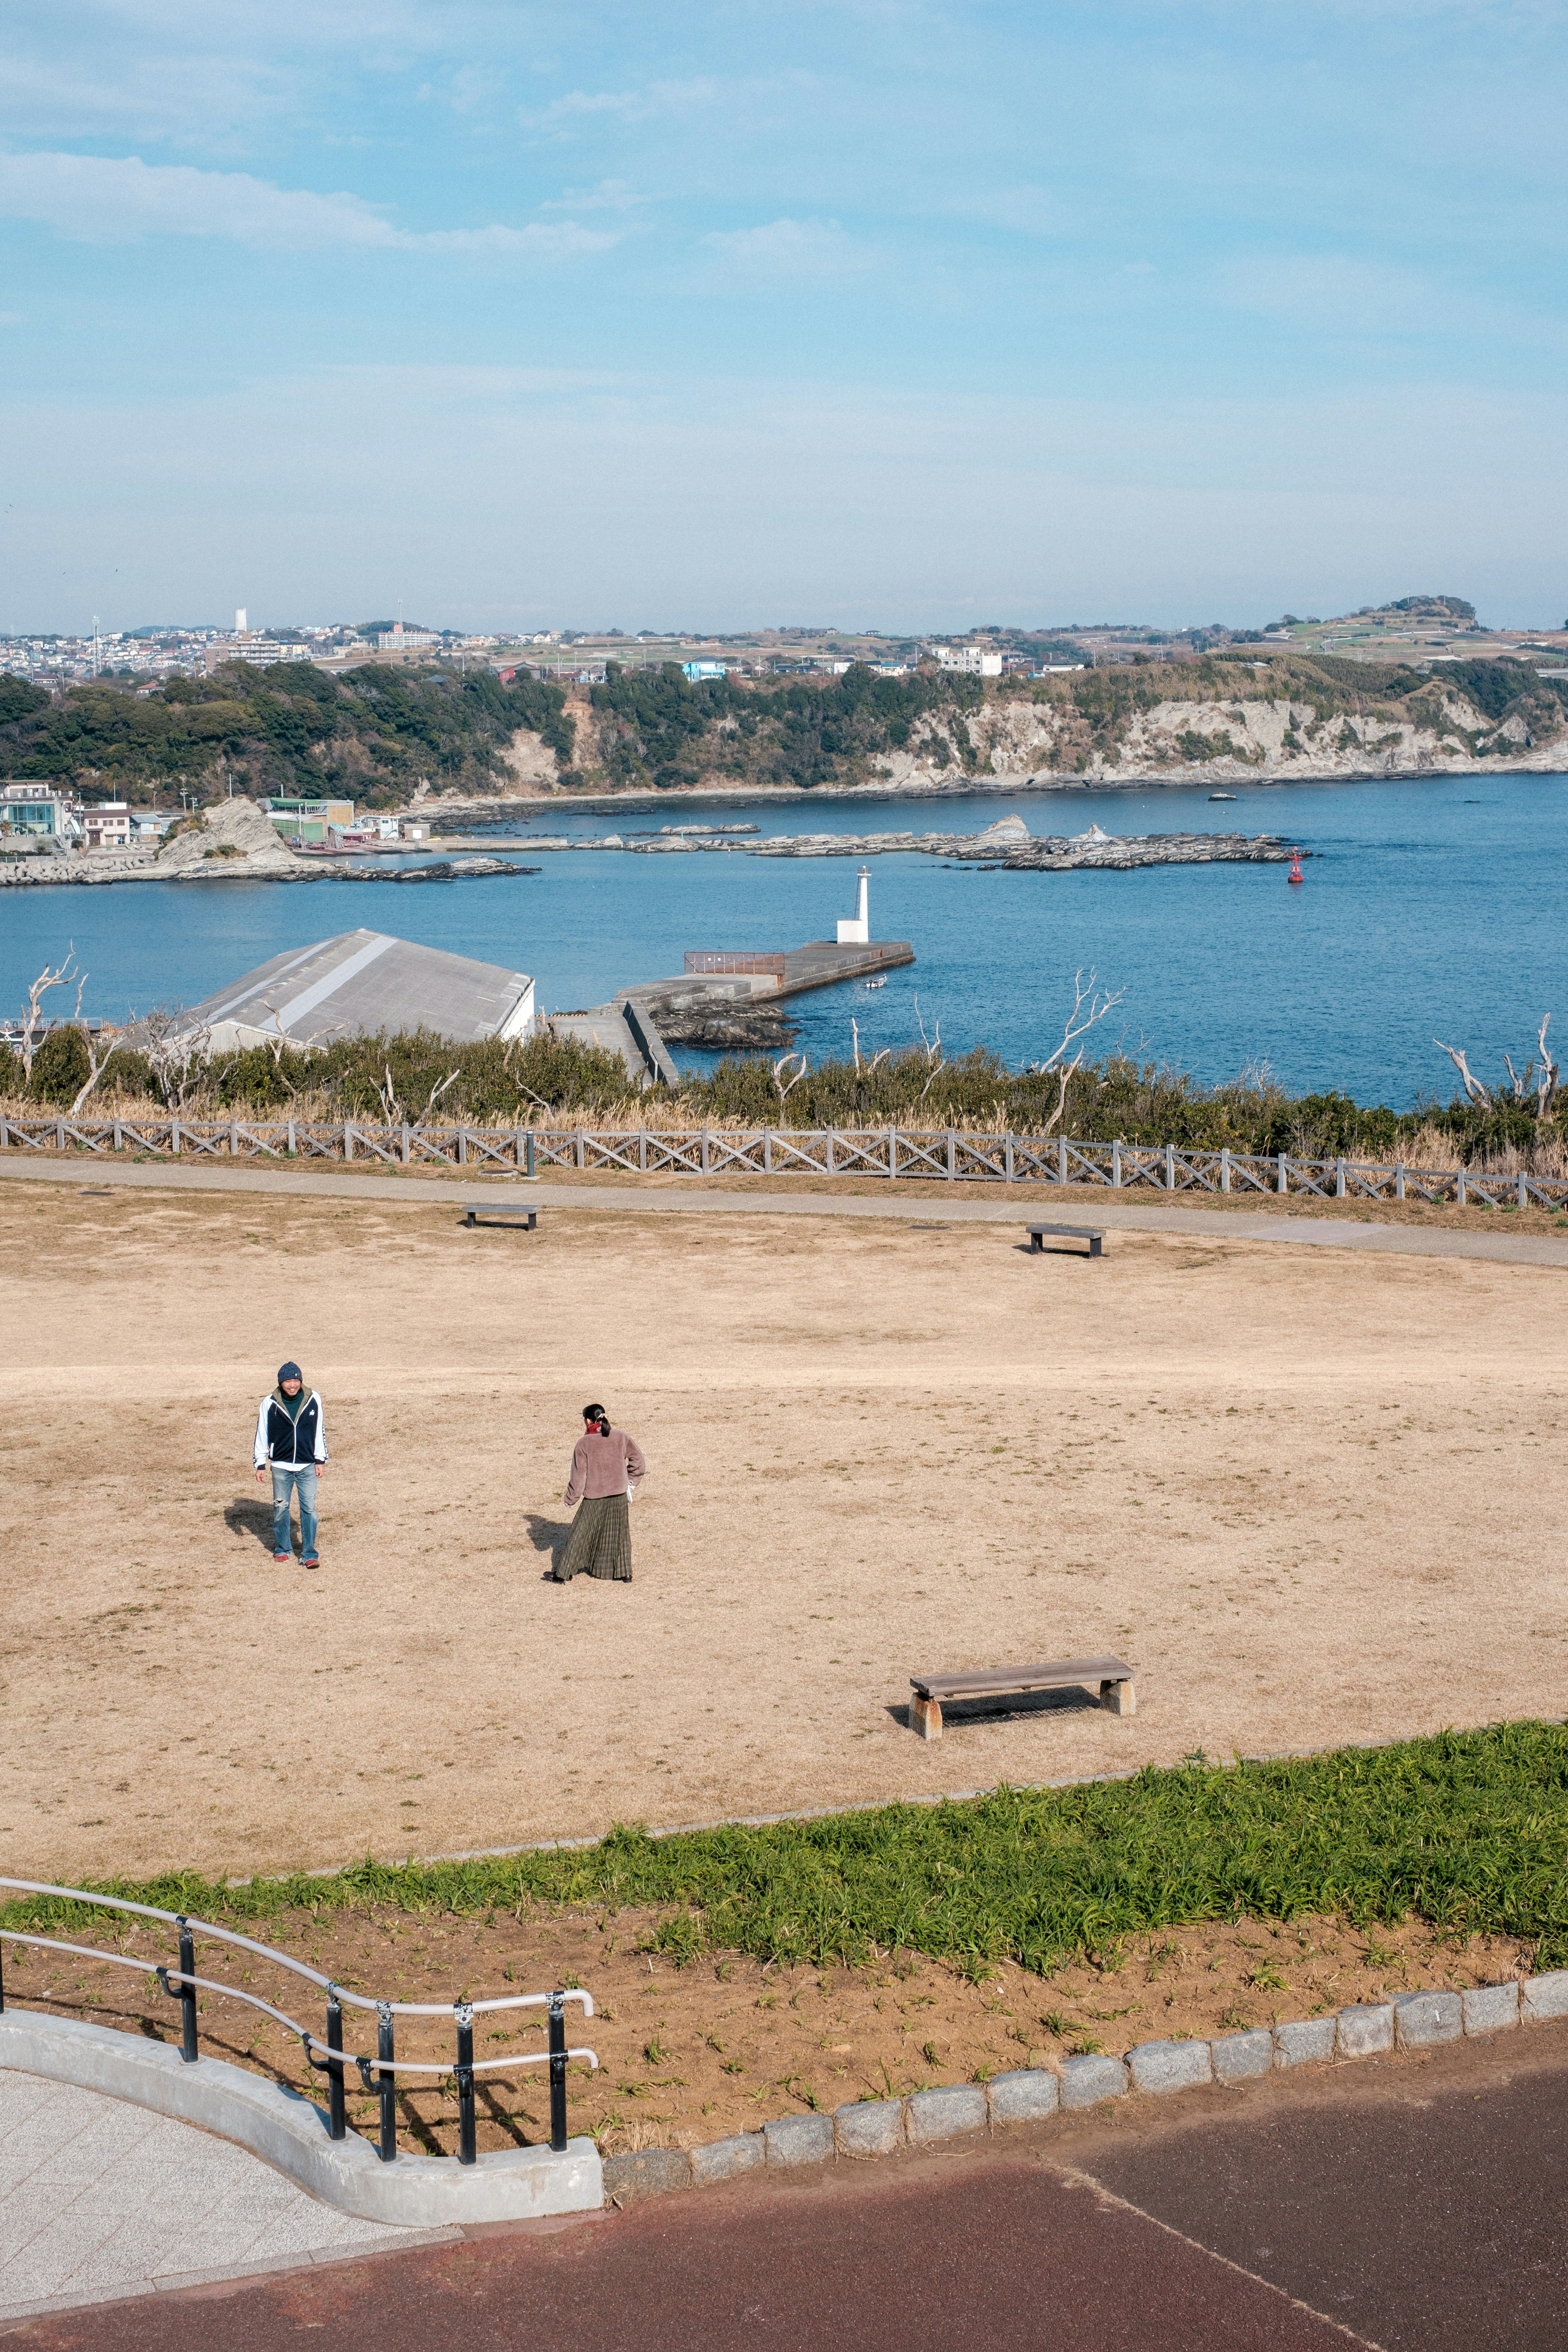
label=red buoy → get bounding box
[1287,846,1304,885]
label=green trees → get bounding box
[0,662,573,804]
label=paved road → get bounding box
[9,2035,1566,2350]
[2,1156,1566,1269]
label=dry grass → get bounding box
[4,1180,1568,1892]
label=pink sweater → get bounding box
[564,1427,647,1505]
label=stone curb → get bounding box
[601,1969,1564,2204]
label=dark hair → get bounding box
[582,1402,609,1433]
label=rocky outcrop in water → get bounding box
[745,815,1296,868]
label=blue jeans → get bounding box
[271,1465,318,1559]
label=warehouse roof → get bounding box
[173,930,535,1050]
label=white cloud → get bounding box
[0,150,620,257]
[700,216,871,285]
[945,185,1063,236]
[521,76,740,134]
[1210,253,1549,340]
[539,178,649,215]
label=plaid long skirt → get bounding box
[556,1494,633,1582]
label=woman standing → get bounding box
[555,1403,646,1584]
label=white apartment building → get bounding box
[932,645,1004,677]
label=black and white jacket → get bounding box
[254,1390,328,1469]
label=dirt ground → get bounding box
[0,1902,1533,2156]
[3,1180,1567,1893]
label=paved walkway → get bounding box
[0,2074,443,2328]
[2,1156,1566,1269]
[8,2033,1568,2347]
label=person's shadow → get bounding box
[225,1497,276,1552]
[524,1512,574,1579]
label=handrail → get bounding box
[0,1878,593,2018]
[0,1878,596,2165]
[0,1933,599,2078]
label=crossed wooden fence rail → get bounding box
[1,1113,1561,1208]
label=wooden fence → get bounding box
[1,1114,1562,1208]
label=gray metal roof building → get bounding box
[175,931,535,1051]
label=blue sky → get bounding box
[2,1,1565,634]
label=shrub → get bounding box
[27,1024,92,1106]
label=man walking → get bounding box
[254,1361,328,1568]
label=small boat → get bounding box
[1208,792,1236,802]
[864,976,886,989]
[1288,847,1304,885]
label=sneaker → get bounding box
[302,1554,320,1569]
[273,1550,292,1564]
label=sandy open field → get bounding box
[3,1180,1567,1886]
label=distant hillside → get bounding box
[2,648,1564,805]
[557,651,1568,793]
[0,661,575,806]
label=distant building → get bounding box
[159,930,536,1051]
[682,660,728,681]
[375,626,439,652]
[933,646,1003,677]
[203,641,314,671]
[263,795,355,844]
[0,784,73,837]
[82,802,132,850]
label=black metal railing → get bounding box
[0,1878,597,2164]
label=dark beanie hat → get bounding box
[278,1361,303,1385]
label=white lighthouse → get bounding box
[837,864,871,946]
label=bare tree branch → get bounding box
[1433,1039,1493,1108]
[67,1022,118,1117]
[1033,968,1126,1075]
[18,948,78,1080]
[848,1019,891,1078]
[772,1051,808,1107]
[1538,1014,1559,1120]
[134,1008,215,1111]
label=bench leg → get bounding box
[526,1211,537,1231]
[1099,1679,1136,1717]
[1029,1234,1042,1253]
[464,1212,476,1227]
[1088,1235,1102,1258]
[911,1694,943,1741]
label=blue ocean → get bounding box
[4,771,1565,1109]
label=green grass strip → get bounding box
[9,1724,1568,1978]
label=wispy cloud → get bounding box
[944,184,1063,236]
[699,216,871,285]
[539,178,650,215]
[521,76,755,136]
[0,151,620,257]
[1212,252,1566,343]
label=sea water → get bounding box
[3,770,1566,1109]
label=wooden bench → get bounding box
[463,1201,539,1231]
[909,1655,1136,1740]
[1028,1223,1104,1257]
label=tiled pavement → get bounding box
[0,2073,446,2326]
